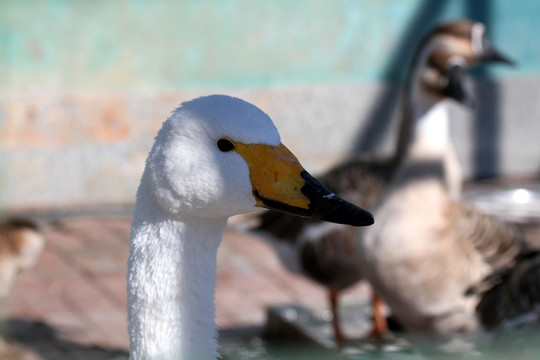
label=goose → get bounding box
[126,95,374,359]
[253,20,512,344]
[0,218,44,302]
[360,21,519,336]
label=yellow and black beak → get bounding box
[234,141,374,227]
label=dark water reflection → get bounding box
[221,326,540,360]
[221,297,540,360]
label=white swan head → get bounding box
[140,94,374,224]
[128,95,374,360]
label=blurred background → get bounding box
[1,0,539,359]
[2,0,539,211]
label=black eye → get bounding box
[217,138,235,152]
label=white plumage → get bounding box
[127,95,373,359]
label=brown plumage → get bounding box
[0,218,44,300]
[256,159,394,344]
[360,20,516,335]
[257,156,393,288]
[453,205,527,272]
[474,250,540,330]
[254,66,404,345]
[362,172,528,334]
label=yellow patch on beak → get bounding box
[234,142,311,210]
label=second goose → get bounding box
[254,20,512,342]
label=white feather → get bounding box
[128,95,281,359]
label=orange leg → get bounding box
[329,289,347,346]
[369,293,389,339]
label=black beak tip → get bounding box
[312,197,375,227]
[483,47,515,67]
[356,208,375,226]
[492,53,515,67]
[261,170,376,227]
[502,57,516,67]
[358,210,375,226]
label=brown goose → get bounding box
[0,218,44,301]
[360,22,518,336]
[254,20,513,343]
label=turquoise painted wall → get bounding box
[1,0,539,92]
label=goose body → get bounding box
[360,21,517,335]
[127,95,373,359]
[362,153,525,333]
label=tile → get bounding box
[4,215,372,357]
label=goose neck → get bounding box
[411,102,450,155]
[395,77,449,161]
[396,92,451,163]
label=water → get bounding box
[219,304,540,360]
[221,328,540,360]
[221,332,424,360]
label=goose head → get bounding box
[142,94,374,225]
[412,20,513,107]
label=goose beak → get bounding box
[444,43,513,107]
[234,142,374,226]
[480,43,515,66]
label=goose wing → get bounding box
[453,204,539,329]
[452,204,528,273]
[476,251,540,329]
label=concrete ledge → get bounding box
[1,76,540,209]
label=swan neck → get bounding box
[128,203,227,360]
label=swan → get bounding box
[127,95,374,359]
[253,20,513,343]
[359,21,520,335]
